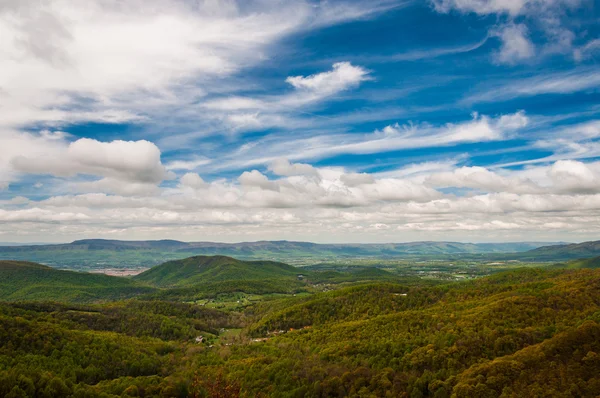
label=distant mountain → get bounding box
[523,240,600,260]
[0,239,192,252]
[134,255,300,288]
[0,242,50,246]
[0,239,567,271]
[0,260,154,302]
[0,238,562,255]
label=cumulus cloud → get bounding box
[180,173,207,189]
[75,178,161,196]
[549,160,600,193]
[239,170,279,191]
[0,131,172,193]
[12,138,172,184]
[285,62,370,96]
[340,173,376,187]
[4,158,600,242]
[269,159,319,177]
[425,166,541,194]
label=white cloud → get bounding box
[0,0,390,130]
[75,178,161,196]
[269,159,319,177]
[0,131,172,193]
[198,62,372,133]
[549,160,600,193]
[426,166,541,193]
[432,0,582,16]
[433,0,586,64]
[180,173,207,189]
[494,24,535,64]
[432,0,530,16]
[465,69,600,104]
[340,173,375,187]
[201,62,371,115]
[5,158,600,242]
[218,111,528,170]
[238,170,278,191]
[12,138,172,184]
[166,158,211,171]
[574,39,600,62]
[285,62,370,96]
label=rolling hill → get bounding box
[0,260,154,302]
[2,264,600,396]
[134,255,301,288]
[0,239,565,271]
[522,240,600,260]
[549,256,600,269]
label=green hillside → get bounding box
[3,268,600,396]
[523,240,600,260]
[548,255,600,270]
[134,255,301,288]
[221,268,600,397]
[566,256,600,269]
[0,260,154,302]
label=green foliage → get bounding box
[134,256,302,287]
[556,256,600,269]
[3,265,600,396]
[522,240,600,260]
[206,268,600,397]
[0,261,154,303]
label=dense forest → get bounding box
[2,255,600,397]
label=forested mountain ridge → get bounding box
[0,239,560,254]
[2,267,600,397]
[134,255,300,287]
[0,256,405,303]
[0,260,154,302]
[523,240,600,260]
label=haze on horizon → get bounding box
[1,0,599,244]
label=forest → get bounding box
[1,254,600,397]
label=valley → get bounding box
[2,241,600,396]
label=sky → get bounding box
[1,0,600,244]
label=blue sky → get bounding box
[1,0,600,243]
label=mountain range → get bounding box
[0,238,567,257]
[3,239,599,272]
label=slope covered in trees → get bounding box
[134,255,301,287]
[0,261,154,302]
[0,257,408,304]
[2,267,600,396]
[523,240,600,260]
[564,256,600,269]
